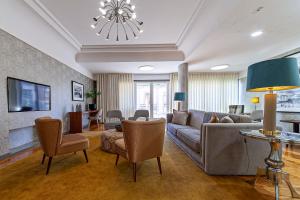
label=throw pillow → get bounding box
[208,113,219,123]
[172,110,189,125]
[220,116,234,123]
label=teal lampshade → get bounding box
[174,92,186,101]
[247,58,300,92]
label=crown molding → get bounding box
[76,51,185,63]
[24,0,81,50]
[81,44,178,52]
[176,0,207,48]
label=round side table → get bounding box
[240,130,300,200]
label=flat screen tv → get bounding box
[7,77,51,112]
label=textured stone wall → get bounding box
[0,29,93,156]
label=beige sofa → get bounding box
[167,110,270,175]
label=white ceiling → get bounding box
[40,0,199,45]
[25,0,300,74]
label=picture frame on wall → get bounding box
[277,88,300,113]
[72,81,84,101]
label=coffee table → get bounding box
[240,130,300,200]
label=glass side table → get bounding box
[240,130,300,200]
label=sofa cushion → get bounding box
[208,113,220,123]
[228,114,252,123]
[220,116,234,123]
[203,112,252,123]
[167,123,188,136]
[188,110,205,129]
[172,110,189,125]
[177,128,201,153]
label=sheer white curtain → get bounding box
[96,73,135,120]
[119,74,135,119]
[169,73,178,111]
[188,73,239,112]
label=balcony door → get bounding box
[135,81,169,118]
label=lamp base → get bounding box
[259,129,280,136]
[263,92,278,135]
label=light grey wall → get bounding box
[0,29,93,156]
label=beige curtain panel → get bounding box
[169,72,239,113]
[188,72,239,112]
[96,73,135,121]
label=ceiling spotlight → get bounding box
[126,0,130,4]
[139,29,144,33]
[251,30,263,37]
[139,65,154,71]
[90,24,96,29]
[210,65,229,71]
[131,5,135,10]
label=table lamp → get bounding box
[174,92,186,111]
[247,58,300,135]
[251,97,260,110]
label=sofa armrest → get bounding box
[200,123,270,175]
[166,113,173,123]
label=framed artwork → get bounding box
[72,81,84,101]
[277,88,300,112]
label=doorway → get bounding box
[135,81,169,118]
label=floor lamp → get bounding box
[251,97,260,110]
[174,92,186,111]
[246,58,300,136]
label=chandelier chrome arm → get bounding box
[91,0,143,41]
[120,21,129,40]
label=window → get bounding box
[135,81,169,118]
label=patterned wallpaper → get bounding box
[0,29,93,156]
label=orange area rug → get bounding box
[0,132,273,200]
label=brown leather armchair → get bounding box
[114,118,166,182]
[35,117,89,175]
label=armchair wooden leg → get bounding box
[115,154,119,166]
[46,157,52,175]
[41,153,46,165]
[83,150,88,163]
[133,163,137,182]
[157,157,162,175]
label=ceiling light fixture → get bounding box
[210,65,229,71]
[139,65,154,71]
[251,30,263,37]
[91,0,144,41]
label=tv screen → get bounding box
[7,77,51,112]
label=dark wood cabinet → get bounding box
[69,112,82,134]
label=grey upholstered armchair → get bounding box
[104,110,125,130]
[128,110,149,121]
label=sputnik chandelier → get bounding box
[90,0,144,41]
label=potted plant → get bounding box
[85,90,101,110]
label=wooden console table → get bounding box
[69,112,83,134]
[69,111,99,133]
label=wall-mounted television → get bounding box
[7,77,51,112]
